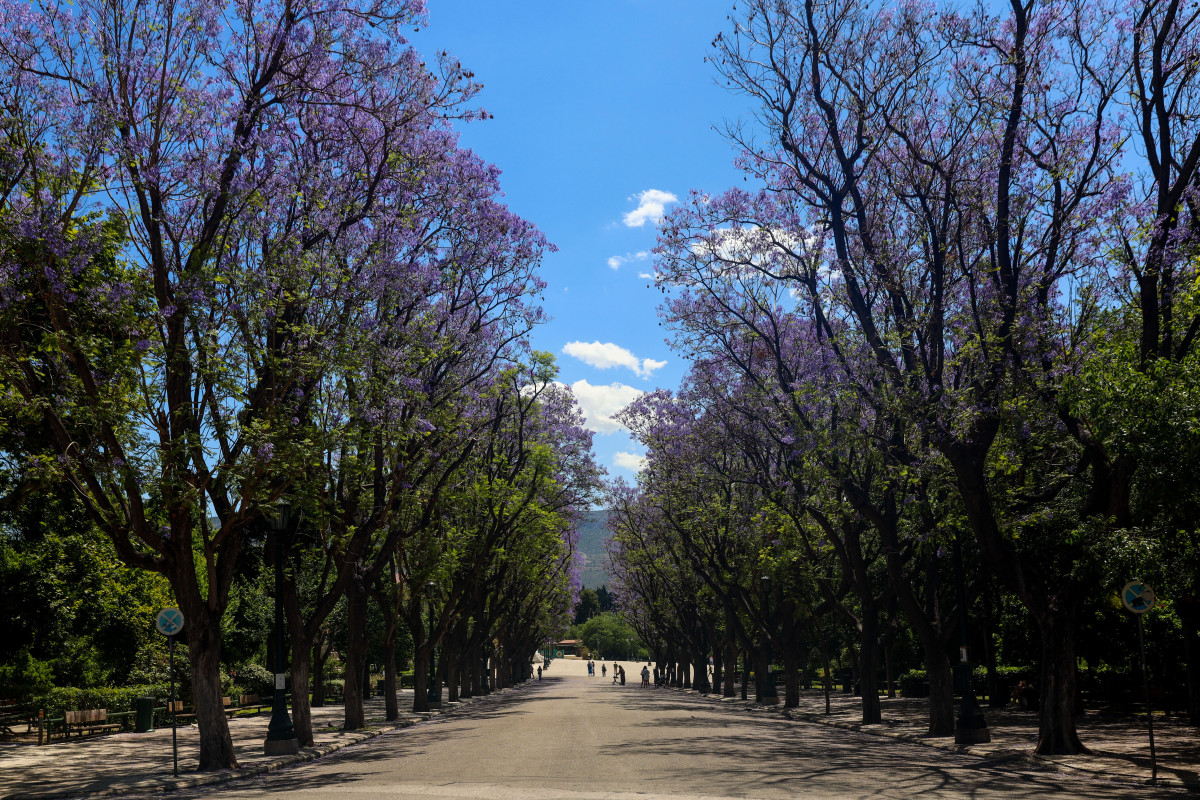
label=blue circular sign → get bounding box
[156,607,185,636]
[1121,582,1155,615]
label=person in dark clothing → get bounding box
[619,665,626,685]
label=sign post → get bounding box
[155,608,185,777]
[1121,581,1157,785]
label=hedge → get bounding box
[32,684,170,717]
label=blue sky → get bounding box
[412,1,749,479]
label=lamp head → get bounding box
[269,500,291,534]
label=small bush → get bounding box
[32,684,169,717]
[233,662,275,696]
[898,670,928,697]
[0,650,55,697]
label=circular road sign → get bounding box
[155,607,185,636]
[1121,582,1156,615]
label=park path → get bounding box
[154,658,1189,800]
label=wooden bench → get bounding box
[168,697,235,723]
[237,694,271,714]
[0,702,35,737]
[167,699,195,724]
[65,709,121,737]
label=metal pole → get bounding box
[1136,614,1158,785]
[169,635,178,777]
[761,576,777,703]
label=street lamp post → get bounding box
[426,581,440,709]
[761,575,778,704]
[264,503,299,756]
[951,530,990,744]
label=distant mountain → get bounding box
[574,509,612,589]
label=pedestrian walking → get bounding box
[602,664,607,678]
[641,665,650,687]
[537,666,542,680]
[619,665,626,685]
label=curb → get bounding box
[3,683,531,800]
[661,687,1199,793]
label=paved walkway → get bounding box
[0,662,1196,798]
[0,689,511,800]
[683,682,1200,791]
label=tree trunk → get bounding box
[342,583,368,730]
[756,648,779,703]
[311,633,327,708]
[693,652,710,693]
[447,658,460,703]
[473,642,486,696]
[783,642,800,708]
[680,660,691,689]
[822,645,832,715]
[461,648,474,700]
[412,649,430,712]
[858,610,882,724]
[724,635,738,698]
[712,648,723,695]
[741,651,750,701]
[1035,602,1087,754]
[289,644,315,746]
[885,642,896,699]
[184,613,237,770]
[383,628,398,721]
[926,657,955,737]
[948,450,1085,751]
[435,651,447,703]
[445,626,461,703]
[983,582,1002,707]
[782,604,800,708]
[1180,595,1200,726]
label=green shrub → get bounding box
[32,684,169,717]
[898,670,928,697]
[0,650,56,697]
[233,662,274,696]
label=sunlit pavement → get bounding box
[3,658,1195,799]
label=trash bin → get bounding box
[135,697,156,733]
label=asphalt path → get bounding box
[175,659,1185,800]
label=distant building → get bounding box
[556,639,582,656]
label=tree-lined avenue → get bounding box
[174,661,1183,800]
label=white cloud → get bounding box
[562,379,644,434]
[641,357,667,374]
[563,341,667,379]
[606,250,650,270]
[691,226,827,281]
[637,271,654,280]
[614,451,648,472]
[623,189,678,228]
